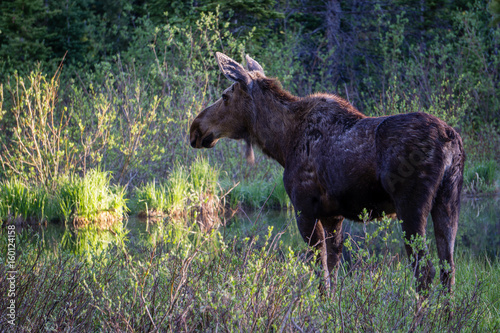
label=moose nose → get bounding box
[189,121,201,148]
[190,131,200,148]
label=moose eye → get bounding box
[222,94,229,102]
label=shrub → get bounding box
[1,216,496,331]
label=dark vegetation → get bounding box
[0,0,499,331]
[1,214,499,331]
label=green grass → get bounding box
[131,180,169,217]
[1,159,223,229]
[464,160,499,195]
[224,169,290,210]
[0,178,50,224]
[55,169,127,225]
[189,157,219,195]
[0,170,127,228]
[455,251,500,330]
[130,158,222,228]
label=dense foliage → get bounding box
[1,212,499,331]
[1,0,498,188]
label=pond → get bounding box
[119,195,499,259]
[4,196,499,259]
[214,195,500,260]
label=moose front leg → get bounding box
[296,214,344,294]
[321,216,344,291]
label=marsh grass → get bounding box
[1,159,224,231]
[166,164,191,218]
[55,169,127,228]
[133,180,169,218]
[0,169,127,229]
[0,178,50,225]
[225,169,290,210]
[464,160,499,195]
[131,158,223,231]
[1,213,497,332]
[454,251,500,330]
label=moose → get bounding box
[190,52,465,294]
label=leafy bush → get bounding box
[1,214,497,331]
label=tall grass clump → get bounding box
[55,169,127,229]
[166,164,191,218]
[0,170,127,228]
[187,158,222,231]
[132,180,169,218]
[225,169,290,210]
[132,158,222,230]
[464,160,498,195]
[189,156,219,196]
[0,178,49,225]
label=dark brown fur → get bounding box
[190,53,465,293]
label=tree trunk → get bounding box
[326,0,341,51]
[325,0,342,87]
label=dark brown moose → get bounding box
[190,52,465,294]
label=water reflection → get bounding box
[455,196,499,257]
[3,196,498,259]
[222,196,500,259]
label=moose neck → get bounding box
[249,81,298,167]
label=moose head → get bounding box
[189,52,266,164]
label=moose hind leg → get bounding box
[431,169,462,292]
[388,183,437,293]
[398,204,436,292]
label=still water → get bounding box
[9,196,500,259]
[217,196,500,259]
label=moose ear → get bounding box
[215,52,251,86]
[245,55,264,74]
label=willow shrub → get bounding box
[0,10,253,187]
[1,214,497,331]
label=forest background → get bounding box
[0,0,499,191]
